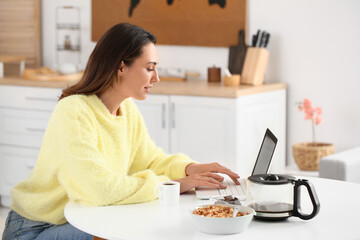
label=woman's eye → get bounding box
[147,68,154,72]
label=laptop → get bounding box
[195,128,278,200]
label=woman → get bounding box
[2,23,240,240]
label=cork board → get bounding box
[92,0,247,47]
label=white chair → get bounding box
[319,147,360,184]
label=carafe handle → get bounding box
[293,179,320,220]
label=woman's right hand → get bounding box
[173,172,227,193]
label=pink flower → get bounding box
[314,115,322,125]
[304,112,313,120]
[303,98,312,111]
[296,98,323,142]
[314,107,322,115]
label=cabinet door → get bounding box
[0,145,39,201]
[170,96,237,168]
[0,85,60,111]
[133,95,170,152]
[0,108,52,148]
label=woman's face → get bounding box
[117,42,159,101]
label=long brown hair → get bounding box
[59,23,157,100]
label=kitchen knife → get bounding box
[252,29,261,47]
[264,33,271,48]
[259,31,267,47]
[252,35,257,47]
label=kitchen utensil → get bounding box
[252,29,261,47]
[258,31,267,47]
[157,67,200,82]
[228,29,247,75]
[22,67,83,81]
[264,33,271,48]
[246,174,320,221]
[232,208,240,217]
[241,47,270,86]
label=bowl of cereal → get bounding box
[190,204,254,235]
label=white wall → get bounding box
[42,0,360,167]
[248,0,360,166]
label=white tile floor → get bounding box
[0,206,10,236]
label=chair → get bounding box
[319,146,360,184]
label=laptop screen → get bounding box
[251,128,278,176]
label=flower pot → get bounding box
[292,142,335,171]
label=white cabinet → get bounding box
[170,96,237,169]
[134,96,237,169]
[134,89,286,177]
[134,95,170,153]
[0,85,61,207]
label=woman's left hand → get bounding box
[185,162,240,185]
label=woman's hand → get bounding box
[173,172,227,193]
[185,162,240,185]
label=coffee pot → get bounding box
[246,174,320,220]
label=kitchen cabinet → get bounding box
[134,95,237,169]
[134,89,286,177]
[133,95,170,153]
[0,85,61,207]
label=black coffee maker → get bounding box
[246,174,320,221]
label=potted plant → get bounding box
[292,99,334,171]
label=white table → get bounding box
[65,177,360,240]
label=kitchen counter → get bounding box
[0,77,77,89]
[0,77,286,98]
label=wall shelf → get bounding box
[55,6,81,67]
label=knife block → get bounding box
[241,47,269,86]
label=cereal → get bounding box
[192,205,248,218]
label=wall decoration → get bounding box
[92,0,246,47]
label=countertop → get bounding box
[0,77,286,98]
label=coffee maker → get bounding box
[246,174,320,220]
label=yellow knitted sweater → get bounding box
[11,94,194,225]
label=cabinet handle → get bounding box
[171,103,175,129]
[26,128,45,133]
[25,96,57,102]
[161,103,166,129]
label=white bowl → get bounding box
[190,204,254,235]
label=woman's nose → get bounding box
[152,68,160,83]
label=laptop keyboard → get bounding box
[195,175,247,200]
[218,178,247,198]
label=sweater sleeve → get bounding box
[127,100,196,180]
[55,101,169,206]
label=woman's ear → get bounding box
[118,61,126,74]
[117,62,126,81]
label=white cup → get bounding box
[153,181,180,206]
